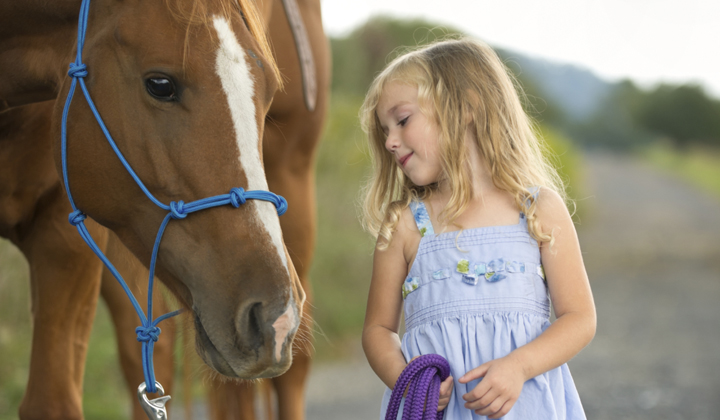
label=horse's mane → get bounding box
[164,0,283,90]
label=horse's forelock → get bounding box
[162,0,282,90]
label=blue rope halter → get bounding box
[61,0,287,396]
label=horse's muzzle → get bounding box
[192,298,299,379]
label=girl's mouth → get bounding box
[399,152,413,167]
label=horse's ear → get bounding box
[231,0,249,30]
[239,10,249,30]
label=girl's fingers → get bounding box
[437,376,453,411]
[462,375,491,403]
[459,362,489,384]
[437,395,451,412]
[440,375,454,394]
[487,399,513,420]
[474,395,508,418]
[464,387,497,410]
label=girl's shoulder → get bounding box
[396,201,423,240]
[532,187,573,230]
[385,201,424,266]
[377,200,421,248]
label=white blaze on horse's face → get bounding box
[212,17,289,277]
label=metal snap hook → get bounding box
[137,382,171,420]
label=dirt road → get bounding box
[173,152,720,419]
[569,153,720,420]
[300,152,720,420]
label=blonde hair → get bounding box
[360,38,568,248]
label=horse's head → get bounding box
[53,0,304,379]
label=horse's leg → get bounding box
[206,0,329,417]
[100,231,176,420]
[16,185,108,420]
[207,380,256,419]
[263,0,330,418]
[264,153,319,420]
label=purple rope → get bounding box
[385,354,451,420]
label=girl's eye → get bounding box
[145,77,178,101]
[398,116,409,127]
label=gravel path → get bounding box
[301,152,720,420]
[570,153,720,420]
[175,152,720,420]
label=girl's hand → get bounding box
[407,356,454,412]
[458,356,526,419]
[437,374,454,412]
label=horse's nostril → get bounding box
[239,302,265,349]
[249,303,263,335]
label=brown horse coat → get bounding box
[0,0,329,418]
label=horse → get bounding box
[105,0,330,418]
[0,0,329,418]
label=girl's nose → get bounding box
[385,131,400,152]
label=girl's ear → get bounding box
[464,109,474,126]
[464,89,481,126]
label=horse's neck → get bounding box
[0,0,81,111]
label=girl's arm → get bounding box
[362,209,414,390]
[459,188,597,418]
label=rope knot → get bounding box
[68,63,88,78]
[68,210,87,226]
[275,196,288,216]
[229,188,247,208]
[169,201,187,219]
[136,325,161,342]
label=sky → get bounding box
[321,0,720,98]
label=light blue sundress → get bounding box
[379,198,586,420]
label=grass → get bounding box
[641,143,720,198]
[0,238,144,420]
[309,93,375,359]
[0,242,32,420]
[0,92,584,417]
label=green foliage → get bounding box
[0,238,133,420]
[309,93,375,359]
[538,125,585,217]
[571,79,720,150]
[0,15,587,417]
[309,94,584,359]
[569,80,653,150]
[311,16,585,357]
[635,84,720,147]
[331,16,464,96]
[642,143,720,198]
[0,242,31,420]
[330,17,563,126]
[497,50,567,128]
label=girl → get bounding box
[360,38,596,419]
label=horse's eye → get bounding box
[145,77,177,101]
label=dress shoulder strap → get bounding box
[528,186,541,201]
[526,187,540,210]
[520,186,541,220]
[409,200,435,237]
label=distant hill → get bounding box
[329,16,720,149]
[330,16,613,125]
[497,50,613,122]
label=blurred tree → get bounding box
[570,80,653,150]
[634,84,720,148]
[570,80,720,150]
[330,17,565,126]
[331,16,462,95]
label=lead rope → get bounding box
[60,0,287,417]
[385,354,451,420]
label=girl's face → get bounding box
[376,82,443,187]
